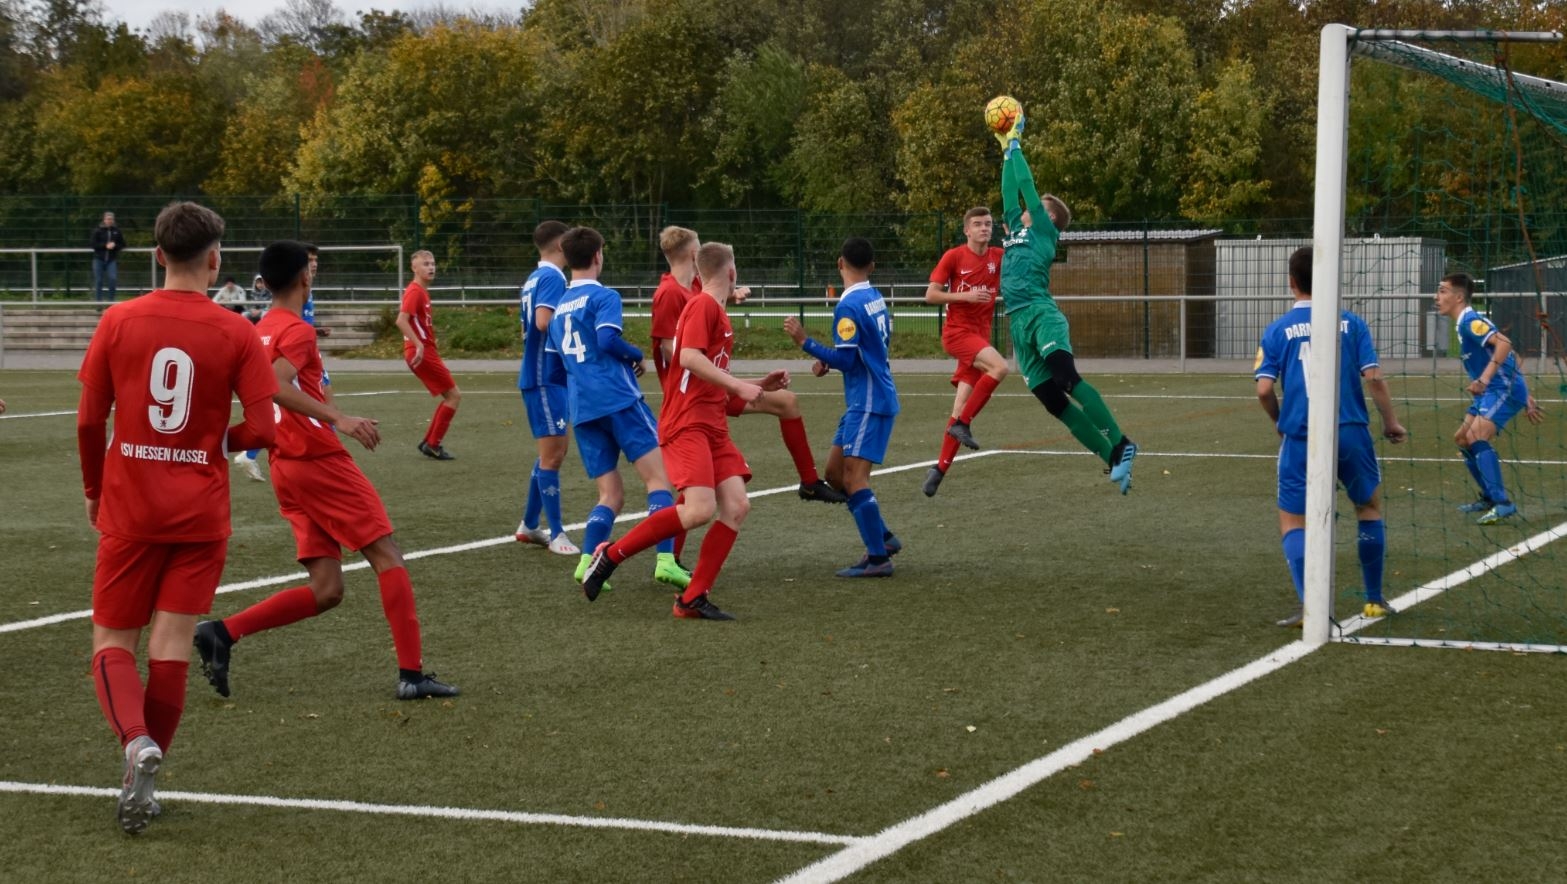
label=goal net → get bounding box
[1306,28,1567,652]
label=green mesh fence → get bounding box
[1338,36,1567,651]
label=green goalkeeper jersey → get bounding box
[999,149,1061,315]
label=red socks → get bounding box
[377,566,423,672]
[779,417,819,484]
[92,647,149,747]
[958,374,1000,424]
[425,402,456,447]
[144,659,188,753]
[223,585,319,641]
[683,521,738,603]
[937,418,961,472]
[608,506,685,563]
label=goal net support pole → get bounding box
[1304,25,1563,647]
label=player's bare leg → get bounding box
[582,449,687,599]
[929,347,1009,496]
[742,390,845,504]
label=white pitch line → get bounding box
[0,451,1012,635]
[0,781,860,846]
[777,517,1567,883]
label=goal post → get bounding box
[1306,25,1567,648]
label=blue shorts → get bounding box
[832,411,896,464]
[574,401,660,479]
[1277,425,1381,514]
[1468,383,1528,431]
[521,386,569,438]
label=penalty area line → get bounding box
[0,781,860,846]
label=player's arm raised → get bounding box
[270,357,381,450]
[784,315,855,372]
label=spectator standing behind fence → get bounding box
[213,277,246,314]
[244,275,270,323]
[91,212,127,304]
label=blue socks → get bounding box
[1281,528,1305,601]
[848,489,888,558]
[648,490,676,554]
[538,467,563,536]
[524,460,543,530]
[1468,441,1510,505]
[245,449,259,460]
[1460,447,1487,499]
[1357,519,1385,604]
[584,504,615,555]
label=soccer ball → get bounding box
[984,95,1022,134]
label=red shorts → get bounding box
[271,453,394,561]
[662,426,751,491]
[92,535,227,629]
[405,345,455,396]
[725,393,749,418]
[943,329,992,388]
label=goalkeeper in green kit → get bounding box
[991,101,1138,492]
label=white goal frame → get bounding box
[1304,25,1564,645]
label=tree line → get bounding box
[1,0,1563,227]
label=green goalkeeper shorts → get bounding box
[1010,303,1073,388]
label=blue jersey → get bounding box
[301,291,316,327]
[547,280,644,424]
[518,262,567,390]
[832,281,900,416]
[1456,306,1525,395]
[1254,301,1377,438]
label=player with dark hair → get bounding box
[784,237,902,577]
[994,107,1139,493]
[1256,246,1408,625]
[923,205,1007,496]
[193,240,458,701]
[515,220,580,554]
[582,242,790,616]
[78,201,278,833]
[397,250,462,460]
[549,226,689,593]
[1433,271,1544,524]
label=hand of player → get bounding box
[318,326,332,338]
[1466,378,1486,395]
[732,286,751,305]
[84,496,99,528]
[1525,395,1546,425]
[408,345,424,369]
[759,369,790,391]
[783,316,807,345]
[1384,421,1409,444]
[970,287,995,304]
[337,415,381,450]
[0,398,6,415]
[811,359,829,378]
[733,381,764,404]
[631,359,646,378]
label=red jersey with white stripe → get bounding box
[77,290,277,543]
[400,280,436,347]
[930,245,1002,338]
[658,293,733,441]
[257,308,346,460]
[651,273,700,382]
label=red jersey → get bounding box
[401,281,435,348]
[650,273,700,382]
[77,290,277,543]
[658,293,733,441]
[930,245,1003,338]
[257,308,346,460]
